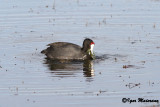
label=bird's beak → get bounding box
[90,44,94,55]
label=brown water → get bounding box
[0,0,160,107]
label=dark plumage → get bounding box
[41,38,95,60]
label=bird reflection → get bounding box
[83,60,94,77]
[44,59,95,78]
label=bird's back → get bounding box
[41,42,85,60]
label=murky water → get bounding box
[0,0,160,107]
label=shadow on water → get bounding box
[44,59,95,77]
[43,54,119,78]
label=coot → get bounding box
[41,38,95,60]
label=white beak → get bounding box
[90,44,94,54]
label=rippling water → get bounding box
[0,0,160,107]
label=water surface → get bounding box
[0,0,160,107]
